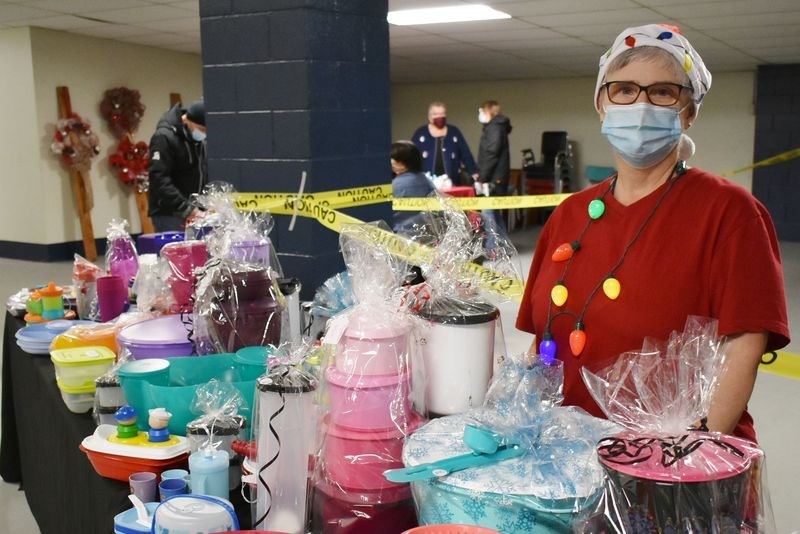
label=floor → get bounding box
[0,227,798,532]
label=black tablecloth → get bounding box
[0,312,251,533]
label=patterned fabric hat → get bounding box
[594,24,712,113]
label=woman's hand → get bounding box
[706,331,768,434]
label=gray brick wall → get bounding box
[753,65,800,241]
[200,0,392,296]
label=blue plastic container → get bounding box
[117,349,269,436]
[137,232,184,256]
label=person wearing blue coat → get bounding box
[411,101,477,186]
[391,141,435,233]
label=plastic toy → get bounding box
[24,282,76,324]
[147,408,172,443]
[115,406,139,438]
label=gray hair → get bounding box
[604,46,690,85]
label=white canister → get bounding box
[152,495,238,534]
[254,368,317,533]
[415,302,499,415]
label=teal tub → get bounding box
[117,348,269,435]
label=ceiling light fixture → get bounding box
[387,4,511,26]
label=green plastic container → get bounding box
[117,349,270,436]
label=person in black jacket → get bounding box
[147,99,207,232]
[476,100,512,243]
[477,100,512,195]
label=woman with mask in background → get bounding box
[516,24,789,441]
[412,101,478,186]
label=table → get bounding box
[440,185,475,198]
[0,312,251,533]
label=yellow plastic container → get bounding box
[50,322,119,354]
[51,346,116,388]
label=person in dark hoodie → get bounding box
[476,99,512,243]
[147,99,207,232]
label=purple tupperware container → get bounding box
[137,232,184,255]
[117,314,195,359]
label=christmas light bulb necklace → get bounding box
[539,160,688,363]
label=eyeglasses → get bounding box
[602,81,693,107]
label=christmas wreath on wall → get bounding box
[50,113,100,174]
[100,87,145,139]
[109,137,150,191]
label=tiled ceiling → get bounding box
[1,0,799,82]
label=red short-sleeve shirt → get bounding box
[516,168,790,442]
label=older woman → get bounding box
[516,24,789,441]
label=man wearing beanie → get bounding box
[147,98,208,231]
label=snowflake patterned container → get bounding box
[594,432,762,532]
[403,415,607,534]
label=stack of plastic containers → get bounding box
[313,306,422,533]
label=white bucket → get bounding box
[416,303,499,415]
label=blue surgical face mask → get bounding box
[601,103,683,168]
[191,128,206,142]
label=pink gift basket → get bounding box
[578,317,776,533]
[310,222,427,533]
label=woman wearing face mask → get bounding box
[412,101,478,186]
[516,24,789,441]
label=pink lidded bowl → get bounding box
[321,413,424,492]
[337,308,410,376]
[325,367,411,432]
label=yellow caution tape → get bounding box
[234,184,392,212]
[392,193,570,211]
[721,147,800,177]
[241,192,525,301]
[760,351,800,381]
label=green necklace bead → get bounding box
[588,198,606,219]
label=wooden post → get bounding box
[125,133,155,234]
[170,93,182,107]
[56,86,97,261]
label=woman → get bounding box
[412,101,478,185]
[516,24,789,441]
[391,141,435,233]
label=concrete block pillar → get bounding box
[200,0,392,296]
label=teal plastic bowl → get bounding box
[117,349,270,436]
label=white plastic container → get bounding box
[51,346,116,388]
[152,495,238,534]
[255,370,316,533]
[57,380,95,413]
[415,303,499,415]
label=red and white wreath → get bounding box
[50,113,100,173]
[109,137,150,192]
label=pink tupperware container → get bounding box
[325,367,410,432]
[312,481,417,534]
[322,413,424,492]
[161,240,208,312]
[337,308,410,376]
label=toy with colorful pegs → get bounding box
[114,406,139,439]
[24,281,76,324]
[147,407,172,443]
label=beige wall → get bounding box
[0,26,203,245]
[391,71,755,191]
[0,28,46,243]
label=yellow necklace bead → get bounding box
[551,284,568,307]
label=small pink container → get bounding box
[326,367,410,432]
[322,413,423,492]
[337,309,409,376]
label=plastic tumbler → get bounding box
[159,477,188,501]
[96,275,129,322]
[108,237,139,283]
[129,471,157,503]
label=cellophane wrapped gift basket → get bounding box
[398,354,619,533]
[309,221,426,533]
[401,195,520,417]
[578,316,775,533]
